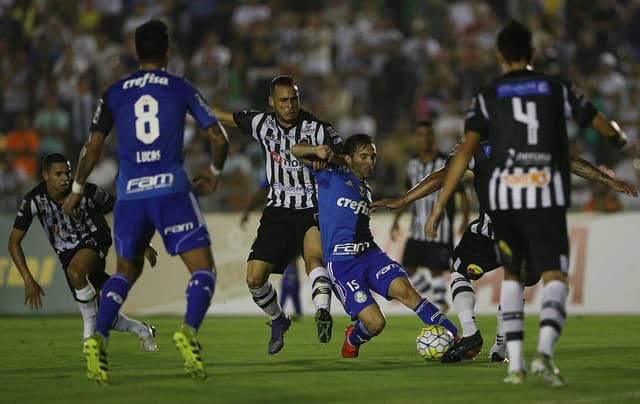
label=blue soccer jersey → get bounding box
[90,69,218,200]
[310,166,377,262]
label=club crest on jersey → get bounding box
[265,115,277,131]
[301,122,316,137]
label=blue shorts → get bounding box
[113,192,211,259]
[327,249,408,320]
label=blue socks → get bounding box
[414,298,458,337]
[95,273,131,339]
[184,270,216,330]
[348,320,377,347]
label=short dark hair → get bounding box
[269,75,298,96]
[135,20,169,62]
[42,153,69,172]
[344,133,374,156]
[497,20,533,64]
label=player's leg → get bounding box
[303,226,333,343]
[402,239,431,295]
[342,303,385,358]
[66,249,101,340]
[426,267,448,311]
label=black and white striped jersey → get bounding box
[465,69,597,211]
[13,182,114,255]
[406,153,457,243]
[233,109,343,209]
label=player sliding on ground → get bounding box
[293,133,458,358]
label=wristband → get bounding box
[210,164,222,176]
[71,180,84,194]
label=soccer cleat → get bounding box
[314,308,333,343]
[268,314,291,355]
[489,341,508,363]
[83,333,108,385]
[503,369,526,384]
[341,324,359,358]
[441,330,483,363]
[173,325,206,379]
[531,354,565,387]
[140,323,159,352]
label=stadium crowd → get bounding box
[2,0,640,212]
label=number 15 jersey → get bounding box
[90,69,218,200]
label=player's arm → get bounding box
[8,228,45,310]
[426,131,480,238]
[63,131,106,217]
[292,142,333,170]
[211,108,238,128]
[570,155,638,197]
[192,122,230,196]
[373,166,448,210]
[591,113,627,148]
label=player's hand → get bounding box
[610,179,638,197]
[62,192,83,219]
[192,169,219,196]
[144,244,158,268]
[312,159,329,171]
[315,145,332,161]
[24,278,45,310]
[425,204,444,239]
[372,198,404,212]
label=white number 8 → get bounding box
[134,95,160,144]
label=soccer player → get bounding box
[62,20,229,383]
[8,152,159,350]
[294,133,459,358]
[213,75,342,354]
[425,21,628,385]
[374,144,637,363]
[390,120,469,310]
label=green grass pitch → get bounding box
[1,315,639,403]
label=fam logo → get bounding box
[164,221,194,235]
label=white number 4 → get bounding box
[512,97,538,145]
[134,95,160,144]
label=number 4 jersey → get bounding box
[465,69,597,211]
[91,69,218,200]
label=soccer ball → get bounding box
[416,325,455,361]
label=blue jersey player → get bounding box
[63,20,229,384]
[293,133,459,358]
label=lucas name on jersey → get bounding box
[136,150,161,163]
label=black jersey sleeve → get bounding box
[85,183,116,215]
[565,82,598,127]
[320,121,344,154]
[13,194,35,232]
[232,110,262,135]
[90,90,114,135]
[463,94,490,140]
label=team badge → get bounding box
[354,290,367,304]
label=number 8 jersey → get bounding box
[90,69,218,200]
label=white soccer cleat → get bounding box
[140,323,159,352]
[531,354,565,387]
[489,341,508,363]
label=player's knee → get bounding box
[362,316,385,335]
[66,267,89,288]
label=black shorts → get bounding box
[452,230,501,280]
[58,233,112,300]
[248,207,317,274]
[490,207,569,284]
[401,238,452,271]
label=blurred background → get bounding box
[2,0,640,213]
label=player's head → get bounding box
[268,75,300,127]
[415,120,435,153]
[496,20,533,66]
[344,133,376,180]
[135,20,170,64]
[42,153,71,194]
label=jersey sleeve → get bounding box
[463,94,489,141]
[90,90,114,135]
[232,110,262,135]
[185,83,218,129]
[85,183,116,215]
[13,196,35,232]
[320,122,344,154]
[565,82,598,127]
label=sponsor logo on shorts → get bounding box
[163,221,195,235]
[375,263,398,279]
[354,290,367,304]
[126,173,174,193]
